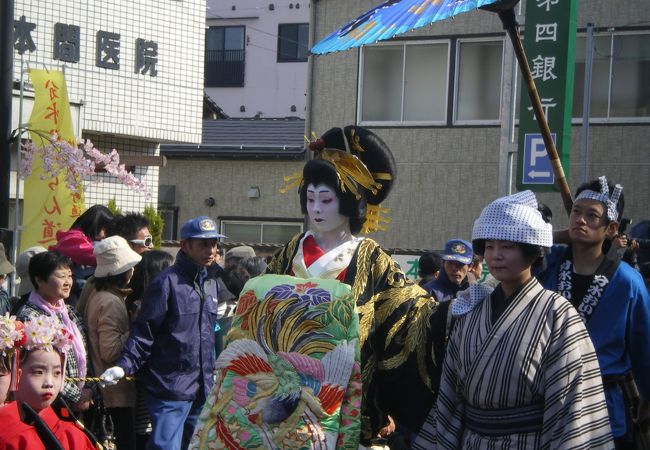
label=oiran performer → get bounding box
[192,126,447,448]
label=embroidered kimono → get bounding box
[263,232,447,443]
[539,245,650,439]
[433,278,612,449]
[191,274,361,449]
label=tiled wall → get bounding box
[14,0,205,143]
[12,0,204,213]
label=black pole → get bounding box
[0,0,14,229]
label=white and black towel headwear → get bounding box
[574,175,623,222]
[472,190,553,248]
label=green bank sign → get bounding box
[517,0,578,191]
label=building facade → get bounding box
[204,0,309,118]
[160,0,648,253]
[305,0,650,249]
[10,0,205,228]
[159,117,306,243]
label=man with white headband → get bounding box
[539,176,650,448]
[414,190,612,449]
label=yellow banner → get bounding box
[20,70,85,252]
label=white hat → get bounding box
[94,236,142,278]
[16,246,47,297]
[472,190,553,248]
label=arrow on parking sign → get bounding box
[528,170,551,178]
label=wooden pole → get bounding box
[487,5,574,216]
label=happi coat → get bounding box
[539,245,650,439]
[256,232,446,443]
[433,277,613,449]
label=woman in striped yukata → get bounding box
[416,190,613,449]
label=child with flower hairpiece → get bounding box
[0,316,95,449]
[538,176,650,448]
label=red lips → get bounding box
[42,393,53,401]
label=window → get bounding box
[205,26,245,87]
[359,41,450,124]
[278,23,309,62]
[454,39,504,123]
[220,219,303,244]
[573,32,650,121]
[159,207,179,241]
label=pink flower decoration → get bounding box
[20,134,151,198]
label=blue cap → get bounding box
[180,216,225,240]
[441,239,473,265]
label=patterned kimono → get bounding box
[434,278,613,449]
[263,232,447,443]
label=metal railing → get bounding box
[205,49,245,87]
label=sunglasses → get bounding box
[131,235,153,248]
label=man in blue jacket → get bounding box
[101,216,222,450]
[422,239,473,302]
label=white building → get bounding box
[10,0,206,223]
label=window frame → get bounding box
[218,217,304,244]
[159,207,179,241]
[205,25,246,88]
[572,29,650,124]
[452,36,505,126]
[357,39,451,127]
[277,23,309,63]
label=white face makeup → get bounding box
[306,183,349,235]
[15,349,64,412]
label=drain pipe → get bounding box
[305,0,317,153]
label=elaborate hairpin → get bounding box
[575,175,623,221]
[280,132,382,200]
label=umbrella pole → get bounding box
[495,8,574,216]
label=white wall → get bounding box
[14,0,205,143]
[11,0,207,214]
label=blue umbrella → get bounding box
[311,0,575,215]
[311,0,500,55]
